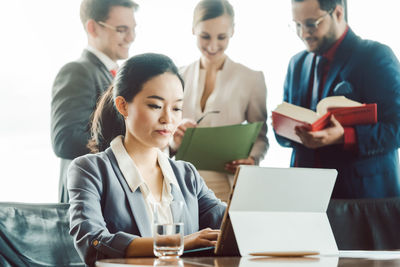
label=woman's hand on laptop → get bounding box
[184,228,220,250]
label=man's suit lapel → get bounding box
[321,29,358,99]
[105,149,152,237]
[82,49,114,83]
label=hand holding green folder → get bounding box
[175,122,263,173]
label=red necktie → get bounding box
[110,69,117,78]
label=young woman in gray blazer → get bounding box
[67,53,226,265]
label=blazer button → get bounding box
[92,240,99,246]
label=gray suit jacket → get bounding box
[67,148,226,266]
[51,49,113,202]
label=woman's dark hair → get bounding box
[193,0,234,28]
[88,53,184,153]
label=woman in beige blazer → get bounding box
[172,0,269,202]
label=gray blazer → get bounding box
[51,49,113,203]
[67,148,226,266]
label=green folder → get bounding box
[175,122,263,173]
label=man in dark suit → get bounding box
[51,0,138,202]
[275,0,400,198]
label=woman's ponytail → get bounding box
[87,85,125,153]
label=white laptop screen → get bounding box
[230,166,337,213]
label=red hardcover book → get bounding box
[272,96,377,143]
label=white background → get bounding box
[0,0,399,202]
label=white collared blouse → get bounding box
[110,136,181,231]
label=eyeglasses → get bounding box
[290,10,333,34]
[97,21,135,36]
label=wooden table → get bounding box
[96,253,400,267]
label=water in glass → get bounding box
[153,222,184,259]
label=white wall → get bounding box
[0,0,399,202]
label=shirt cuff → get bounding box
[343,127,357,151]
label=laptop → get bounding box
[213,166,338,256]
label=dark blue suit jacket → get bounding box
[276,28,400,199]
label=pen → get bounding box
[196,110,220,124]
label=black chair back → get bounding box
[328,197,400,250]
[0,202,84,267]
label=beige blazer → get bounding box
[180,57,269,162]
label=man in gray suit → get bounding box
[51,0,138,203]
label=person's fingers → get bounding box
[297,132,317,148]
[200,232,219,241]
[224,165,237,173]
[224,164,234,170]
[196,238,216,248]
[184,229,220,249]
[231,158,255,165]
[199,229,220,235]
[295,125,309,133]
[296,131,309,142]
[199,228,219,234]
[184,121,197,128]
[174,129,184,137]
[308,131,325,139]
[231,159,248,164]
[175,126,187,135]
[330,114,341,126]
[177,121,196,134]
[178,119,196,130]
[178,125,187,132]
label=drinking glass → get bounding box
[153,201,184,260]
